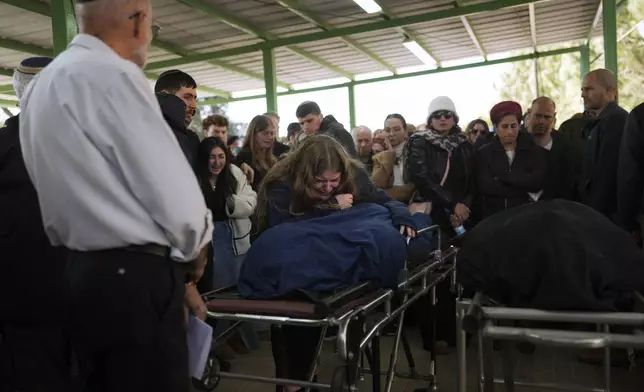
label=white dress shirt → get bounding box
[19,34,213,261]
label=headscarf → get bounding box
[490,101,523,126]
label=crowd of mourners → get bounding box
[1,1,644,392]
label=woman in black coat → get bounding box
[476,101,547,220]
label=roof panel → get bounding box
[0,0,603,101]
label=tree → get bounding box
[495,0,644,122]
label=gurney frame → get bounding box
[455,291,644,392]
[195,225,458,392]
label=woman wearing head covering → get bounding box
[404,96,475,353]
[475,101,547,220]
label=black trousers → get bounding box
[0,323,72,392]
[416,279,457,348]
[66,249,188,392]
[271,325,321,391]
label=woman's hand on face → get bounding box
[399,225,416,238]
[454,203,470,222]
[335,193,354,209]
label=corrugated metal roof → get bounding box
[0,0,604,102]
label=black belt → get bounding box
[122,244,170,258]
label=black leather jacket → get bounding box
[405,130,476,211]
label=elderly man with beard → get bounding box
[526,97,575,200]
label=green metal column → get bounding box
[580,45,590,80]
[262,48,278,113]
[51,0,77,56]
[348,83,356,130]
[602,0,618,78]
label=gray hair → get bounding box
[351,125,372,141]
[76,0,138,33]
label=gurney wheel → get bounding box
[192,356,221,391]
[330,365,349,392]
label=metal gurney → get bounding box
[194,225,459,392]
[455,291,644,392]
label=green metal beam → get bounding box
[51,0,77,55]
[0,38,51,56]
[174,0,354,80]
[200,45,583,106]
[0,84,14,93]
[586,1,603,43]
[373,0,441,66]
[0,0,49,16]
[0,98,19,107]
[148,0,539,70]
[528,3,538,49]
[602,0,618,78]
[580,44,590,80]
[263,48,278,113]
[276,0,397,74]
[348,83,356,130]
[152,38,293,90]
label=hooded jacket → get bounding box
[156,93,200,171]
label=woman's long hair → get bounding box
[196,137,238,209]
[464,119,489,139]
[255,135,360,233]
[242,115,276,172]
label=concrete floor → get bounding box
[201,327,644,392]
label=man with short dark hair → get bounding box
[203,114,229,141]
[294,101,356,156]
[526,97,574,200]
[579,69,629,219]
[154,69,198,125]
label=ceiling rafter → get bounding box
[174,0,355,80]
[0,0,234,97]
[275,0,397,74]
[372,0,442,67]
[455,0,487,60]
[146,0,541,70]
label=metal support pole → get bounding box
[51,0,77,56]
[602,0,618,79]
[348,83,356,130]
[580,45,590,80]
[262,48,278,113]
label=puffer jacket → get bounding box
[405,129,476,210]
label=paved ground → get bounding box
[201,326,644,392]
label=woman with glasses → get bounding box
[464,119,491,146]
[475,101,546,220]
[404,96,475,354]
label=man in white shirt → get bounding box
[19,0,212,391]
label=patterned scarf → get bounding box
[416,126,469,153]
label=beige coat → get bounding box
[371,150,414,202]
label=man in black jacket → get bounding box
[526,97,575,200]
[579,69,629,219]
[616,102,644,242]
[0,57,74,392]
[294,101,356,156]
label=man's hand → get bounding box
[185,283,207,321]
[399,225,416,238]
[335,193,354,209]
[454,203,470,222]
[239,163,254,184]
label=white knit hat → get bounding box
[427,96,458,119]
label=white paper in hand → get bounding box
[187,315,213,380]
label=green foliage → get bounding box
[496,0,643,124]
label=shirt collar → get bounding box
[69,34,120,57]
